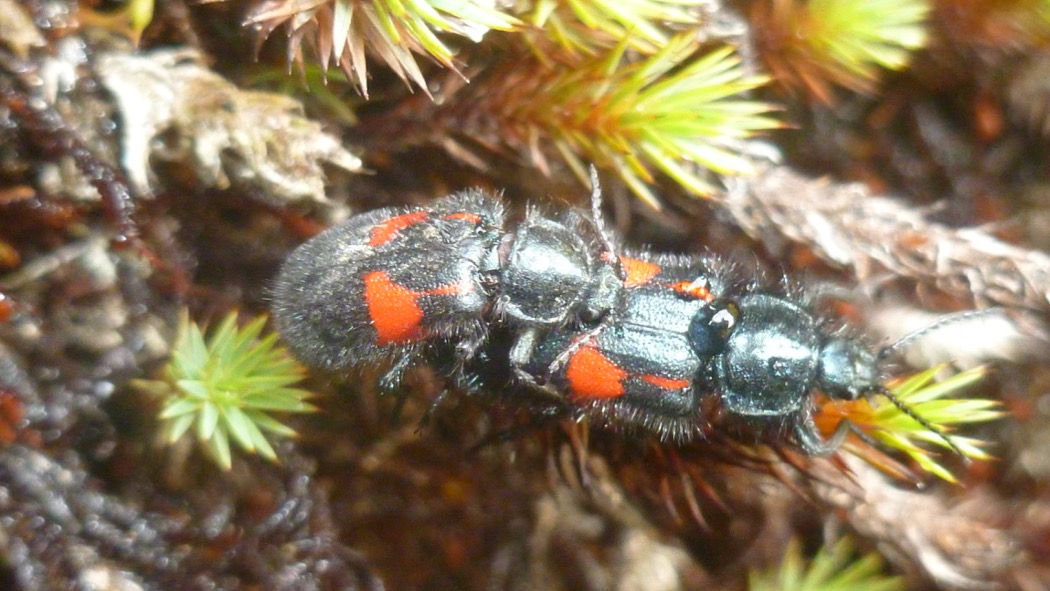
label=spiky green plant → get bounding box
[749,537,903,591]
[492,35,779,207]
[243,0,518,96]
[817,365,1002,482]
[525,0,705,56]
[754,0,930,101]
[139,310,316,470]
[868,366,1000,480]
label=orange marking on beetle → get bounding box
[566,346,628,400]
[443,212,482,223]
[670,280,713,302]
[641,375,691,390]
[426,280,473,297]
[363,271,426,345]
[369,211,429,247]
[620,257,661,288]
[362,272,474,345]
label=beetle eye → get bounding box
[710,302,738,337]
[689,299,739,356]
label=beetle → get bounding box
[272,177,959,455]
[273,187,622,388]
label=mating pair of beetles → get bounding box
[273,174,950,455]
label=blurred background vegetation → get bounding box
[1,0,1049,589]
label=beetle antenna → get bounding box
[587,165,607,240]
[586,164,626,282]
[870,385,969,459]
[870,308,999,460]
[542,165,626,380]
[587,168,611,239]
[877,308,1003,360]
[588,165,602,212]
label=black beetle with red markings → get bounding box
[272,179,952,455]
[273,188,625,390]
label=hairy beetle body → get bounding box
[274,188,912,454]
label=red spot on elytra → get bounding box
[641,375,690,390]
[369,211,429,247]
[670,280,712,302]
[620,257,661,288]
[565,345,693,401]
[443,212,482,224]
[362,271,472,345]
[566,346,628,399]
[363,271,424,344]
[620,258,714,302]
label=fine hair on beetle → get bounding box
[271,167,991,458]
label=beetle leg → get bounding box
[793,410,850,456]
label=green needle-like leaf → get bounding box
[749,537,903,591]
[527,0,706,55]
[501,36,779,207]
[245,0,518,97]
[140,310,316,470]
[820,364,1002,482]
[756,0,931,101]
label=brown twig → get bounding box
[719,161,1050,315]
[807,455,1024,590]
